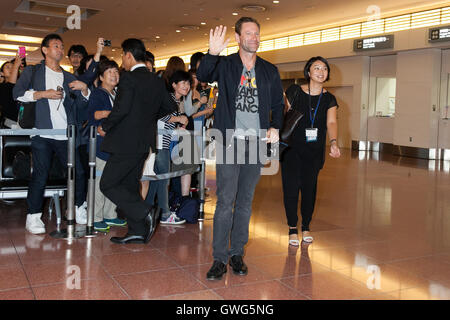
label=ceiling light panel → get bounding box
[0,44,39,51]
[304,30,321,45]
[288,34,304,47]
[321,27,340,43]
[442,7,450,24]
[411,9,441,29]
[339,23,361,39]
[0,34,43,44]
[361,20,384,36]
[384,14,411,33]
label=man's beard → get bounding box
[241,43,259,54]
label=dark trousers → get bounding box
[100,153,151,236]
[28,136,86,214]
[281,148,321,232]
[212,139,263,264]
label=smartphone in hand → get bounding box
[18,46,26,58]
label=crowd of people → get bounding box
[0,16,341,280]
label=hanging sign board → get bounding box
[353,35,394,51]
[429,26,450,42]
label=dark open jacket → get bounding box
[196,52,284,145]
[12,61,89,145]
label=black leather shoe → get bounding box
[144,207,157,243]
[206,260,227,280]
[110,234,145,244]
[229,255,248,275]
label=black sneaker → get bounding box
[229,255,248,275]
[206,260,227,280]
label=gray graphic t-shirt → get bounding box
[235,67,260,137]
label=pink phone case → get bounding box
[18,47,26,58]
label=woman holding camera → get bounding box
[281,56,341,246]
[0,53,24,127]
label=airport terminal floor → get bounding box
[0,148,449,300]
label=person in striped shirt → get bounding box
[142,71,188,224]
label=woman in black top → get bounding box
[0,54,23,127]
[281,56,341,246]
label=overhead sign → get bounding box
[429,26,450,42]
[353,35,394,51]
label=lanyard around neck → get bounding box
[308,86,323,128]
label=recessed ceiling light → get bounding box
[111,49,116,51]
[266,17,270,20]
[201,22,206,25]
[242,5,266,12]
[156,36,160,39]
[176,30,181,32]
[273,0,280,3]
[232,12,238,16]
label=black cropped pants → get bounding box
[280,148,321,232]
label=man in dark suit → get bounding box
[98,38,179,244]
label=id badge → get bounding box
[305,128,318,142]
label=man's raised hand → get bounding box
[209,25,229,56]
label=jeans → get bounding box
[212,140,262,264]
[145,149,170,218]
[27,136,86,214]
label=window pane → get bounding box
[375,78,396,117]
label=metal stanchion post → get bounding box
[66,124,76,238]
[198,126,206,221]
[50,125,84,240]
[85,126,97,237]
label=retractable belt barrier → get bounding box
[0,125,207,241]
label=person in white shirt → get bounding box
[13,33,90,234]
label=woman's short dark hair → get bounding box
[40,33,63,58]
[235,17,260,36]
[303,56,331,82]
[98,59,119,78]
[169,70,192,92]
[121,38,146,62]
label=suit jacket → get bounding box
[101,66,177,154]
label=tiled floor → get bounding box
[0,149,450,300]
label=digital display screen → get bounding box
[429,26,450,42]
[354,35,394,51]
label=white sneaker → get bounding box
[75,201,87,224]
[25,213,46,234]
[160,213,186,225]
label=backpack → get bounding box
[176,196,199,224]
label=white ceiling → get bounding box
[0,0,448,65]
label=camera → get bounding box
[103,39,111,47]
